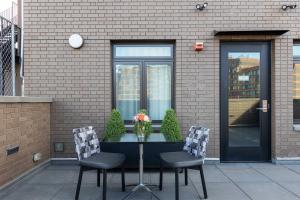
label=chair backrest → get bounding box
[183,126,209,158]
[73,126,100,160]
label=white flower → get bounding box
[144,115,150,122]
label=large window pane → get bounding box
[115,45,172,58]
[228,52,261,147]
[146,63,172,120]
[115,63,140,120]
[293,63,300,123]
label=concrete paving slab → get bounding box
[218,167,270,182]
[278,182,300,197]
[153,185,199,200]
[253,167,300,182]
[238,182,300,200]
[194,182,251,200]
[189,166,230,183]
[284,165,300,174]
[2,184,63,200]
[27,169,77,184]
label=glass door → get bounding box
[220,42,271,162]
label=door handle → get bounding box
[256,107,268,111]
[256,100,269,112]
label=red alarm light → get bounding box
[194,42,204,51]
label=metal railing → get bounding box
[0,2,20,96]
[0,2,18,25]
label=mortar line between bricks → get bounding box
[249,164,300,199]
[215,164,253,200]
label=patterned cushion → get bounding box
[73,126,100,160]
[183,126,209,158]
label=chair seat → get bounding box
[79,152,125,169]
[160,151,204,168]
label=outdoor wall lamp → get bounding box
[68,34,84,49]
[281,4,297,11]
[196,2,208,11]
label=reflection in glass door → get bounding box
[228,52,260,147]
[221,42,271,162]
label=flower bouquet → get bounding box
[133,112,151,140]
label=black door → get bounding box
[220,42,271,162]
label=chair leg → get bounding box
[175,168,179,200]
[199,165,208,199]
[121,166,125,192]
[103,169,107,200]
[75,166,83,200]
[184,168,188,186]
[97,169,101,187]
[159,163,163,191]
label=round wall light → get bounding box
[68,34,84,49]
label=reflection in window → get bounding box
[294,43,300,123]
[115,64,140,120]
[228,52,260,147]
[147,64,172,120]
[228,52,260,99]
[293,62,300,124]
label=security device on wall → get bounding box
[281,4,297,11]
[194,42,204,52]
[196,2,208,11]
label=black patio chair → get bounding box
[159,126,209,200]
[73,126,126,200]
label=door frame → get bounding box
[220,41,272,162]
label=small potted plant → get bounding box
[161,109,183,142]
[133,111,151,140]
[103,109,126,140]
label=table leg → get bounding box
[139,143,143,185]
[121,142,160,200]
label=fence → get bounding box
[0,2,19,96]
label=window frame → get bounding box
[112,43,175,124]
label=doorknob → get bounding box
[256,100,268,113]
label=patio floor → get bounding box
[1,163,300,200]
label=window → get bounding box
[113,44,174,122]
[293,43,300,123]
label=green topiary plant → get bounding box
[104,109,126,140]
[161,109,183,142]
[133,109,153,137]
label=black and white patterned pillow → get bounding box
[73,126,100,160]
[183,126,209,158]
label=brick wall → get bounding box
[23,0,300,159]
[0,101,51,186]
